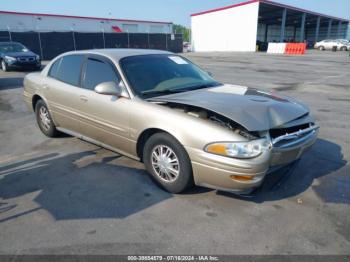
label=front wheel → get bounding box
[340,46,347,51]
[34,64,42,71]
[1,60,8,71]
[318,46,325,51]
[35,100,59,137]
[143,133,194,194]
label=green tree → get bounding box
[173,24,190,42]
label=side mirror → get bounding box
[94,81,122,96]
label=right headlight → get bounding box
[204,139,270,159]
[4,56,16,63]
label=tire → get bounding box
[34,65,42,71]
[1,60,8,72]
[143,132,194,194]
[318,46,325,51]
[35,99,59,137]
[340,46,347,51]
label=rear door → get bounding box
[323,40,334,49]
[77,55,132,155]
[43,54,85,133]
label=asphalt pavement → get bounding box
[0,50,349,255]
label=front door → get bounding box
[77,55,132,155]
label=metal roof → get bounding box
[191,0,349,23]
[0,10,173,25]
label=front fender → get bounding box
[129,99,246,150]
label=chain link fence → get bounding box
[0,31,183,59]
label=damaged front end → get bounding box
[153,100,318,152]
[148,89,319,194]
[268,120,319,167]
[152,101,262,140]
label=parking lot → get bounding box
[0,50,349,255]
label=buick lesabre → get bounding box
[23,49,319,194]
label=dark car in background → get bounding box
[0,42,41,71]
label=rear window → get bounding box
[52,55,84,86]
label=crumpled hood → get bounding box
[150,84,310,131]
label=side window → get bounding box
[56,55,84,86]
[48,58,62,78]
[83,58,119,91]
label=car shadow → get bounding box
[217,138,349,204]
[0,149,173,222]
[0,138,347,223]
[0,77,24,91]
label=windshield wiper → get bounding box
[170,82,220,92]
[142,82,220,97]
[142,89,184,97]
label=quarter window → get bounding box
[83,58,119,90]
[55,55,84,86]
[48,58,62,78]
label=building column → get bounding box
[300,13,306,42]
[337,21,342,38]
[315,17,321,42]
[293,26,297,41]
[264,24,269,42]
[327,19,332,38]
[280,8,287,42]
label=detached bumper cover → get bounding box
[270,125,319,166]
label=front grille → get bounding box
[17,57,35,62]
[270,124,311,139]
[270,123,318,148]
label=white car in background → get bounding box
[183,42,192,52]
[314,39,349,51]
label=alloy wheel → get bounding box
[39,106,51,131]
[151,145,180,182]
[1,61,7,71]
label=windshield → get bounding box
[0,43,28,53]
[120,54,220,98]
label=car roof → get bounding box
[62,48,173,61]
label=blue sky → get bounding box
[0,0,349,28]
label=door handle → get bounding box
[80,95,88,102]
[42,84,49,90]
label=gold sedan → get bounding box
[23,49,319,194]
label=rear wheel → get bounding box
[1,60,8,71]
[35,100,59,137]
[143,132,194,193]
[340,46,347,51]
[318,46,325,51]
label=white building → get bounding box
[0,10,173,33]
[191,0,349,52]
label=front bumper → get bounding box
[6,60,41,70]
[186,127,318,194]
